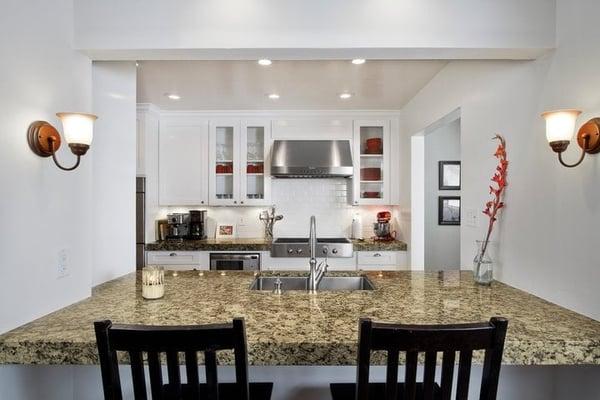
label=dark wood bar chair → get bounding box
[330,317,508,400]
[94,317,273,400]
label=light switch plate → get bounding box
[57,248,70,278]
[464,209,479,228]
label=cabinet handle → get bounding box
[240,201,244,204]
[201,201,204,204]
[169,253,176,257]
[373,253,382,257]
[234,201,237,204]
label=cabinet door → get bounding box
[136,112,145,175]
[352,120,391,205]
[240,120,272,206]
[209,120,241,206]
[158,118,209,205]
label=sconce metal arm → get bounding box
[557,135,589,168]
[48,138,81,171]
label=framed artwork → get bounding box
[216,223,236,239]
[438,196,461,225]
[439,161,461,190]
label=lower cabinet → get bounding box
[147,250,408,271]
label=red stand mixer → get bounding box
[373,211,396,241]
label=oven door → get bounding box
[209,253,260,271]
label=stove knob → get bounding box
[296,248,303,254]
[287,249,294,254]
[332,248,338,254]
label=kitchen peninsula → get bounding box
[1,271,598,366]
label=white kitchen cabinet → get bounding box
[159,116,209,205]
[240,120,272,206]
[357,251,408,271]
[146,251,207,270]
[209,119,272,206]
[351,120,391,205]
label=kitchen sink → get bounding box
[249,276,375,291]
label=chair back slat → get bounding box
[166,351,182,397]
[94,318,252,400]
[423,351,437,400]
[147,351,163,399]
[184,350,200,398]
[129,351,148,400]
[356,318,373,400]
[403,351,418,400]
[354,317,508,400]
[456,350,473,400]
[440,350,456,400]
[385,349,399,400]
[205,350,219,400]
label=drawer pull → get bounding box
[169,253,176,257]
[373,253,382,257]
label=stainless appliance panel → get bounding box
[271,237,353,258]
[271,140,354,178]
[209,253,260,271]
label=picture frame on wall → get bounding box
[439,161,461,190]
[438,196,461,225]
[215,223,237,239]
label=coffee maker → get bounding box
[166,213,189,240]
[373,211,396,242]
[187,210,207,239]
[166,211,207,240]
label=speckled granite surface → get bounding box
[0,271,598,366]
[146,238,407,252]
[351,239,407,251]
[145,238,272,252]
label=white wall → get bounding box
[0,0,92,333]
[424,119,461,270]
[402,0,600,320]
[73,0,554,60]
[91,62,137,285]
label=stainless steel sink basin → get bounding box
[249,276,375,291]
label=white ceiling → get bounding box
[136,60,447,110]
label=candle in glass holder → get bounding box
[142,266,164,299]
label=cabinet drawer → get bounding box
[357,251,397,266]
[147,251,201,265]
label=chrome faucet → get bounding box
[308,215,327,293]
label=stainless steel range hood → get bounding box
[271,140,354,178]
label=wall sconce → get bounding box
[542,109,600,168]
[27,113,97,171]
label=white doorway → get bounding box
[411,109,461,271]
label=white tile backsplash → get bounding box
[154,179,404,240]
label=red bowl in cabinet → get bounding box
[361,168,381,181]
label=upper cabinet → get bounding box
[159,116,209,205]
[351,120,391,205]
[209,119,272,206]
[240,120,272,206]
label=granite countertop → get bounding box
[145,238,407,252]
[1,271,599,366]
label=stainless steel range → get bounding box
[271,237,353,258]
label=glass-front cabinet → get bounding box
[241,120,271,206]
[209,119,271,206]
[352,120,391,205]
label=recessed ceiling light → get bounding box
[351,59,366,65]
[267,93,280,100]
[165,93,181,100]
[258,59,272,66]
[339,92,353,99]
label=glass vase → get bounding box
[473,240,494,285]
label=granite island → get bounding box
[1,271,599,399]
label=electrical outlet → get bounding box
[238,216,247,227]
[57,249,70,278]
[464,209,480,228]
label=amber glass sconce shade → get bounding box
[27,112,97,171]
